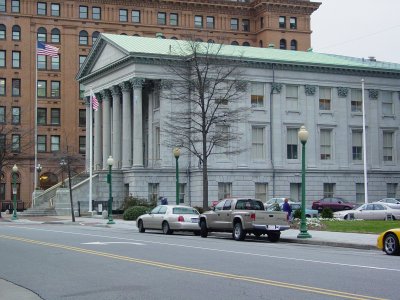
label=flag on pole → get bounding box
[37,41,59,57]
[90,89,99,111]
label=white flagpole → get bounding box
[361,79,368,204]
[89,88,93,212]
[33,40,38,208]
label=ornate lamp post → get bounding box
[297,126,312,239]
[106,156,115,224]
[173,147,181,205]
[36,164,42,189]
[11,164,18,220]
[60,159,66,187]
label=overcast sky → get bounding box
[311,0,400,63]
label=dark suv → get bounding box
[312,197,356,212]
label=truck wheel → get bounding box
[200,220,208,238]
[233,222,246,241]
[267,231,281,242]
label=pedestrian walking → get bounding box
[282,198,292,221]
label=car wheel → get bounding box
[267,231,281,242]
[200,220,208,238]
[344,215,349,220]
[162,221,173,235]
[384,233,400,255]
[138,220,145,233]
[233,222,245,241]
[305,214,311,218]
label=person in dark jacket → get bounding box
[161,197,168,205]
[282,198,292,221]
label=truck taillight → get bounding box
[250,213,256,221]
[178,216,184,222]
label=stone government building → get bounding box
[77,34,400,210]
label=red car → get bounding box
[312,197,356,212]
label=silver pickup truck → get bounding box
[199,198,290,242]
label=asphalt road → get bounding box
[0,223,398,300]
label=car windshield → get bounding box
[291,204,301,210]
[172,207,199,215]
[236,199,264,210]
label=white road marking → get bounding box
[3,225,399,273]
[82,241,144,245]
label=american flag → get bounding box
[90,89,99,111]
[37,41,59,57]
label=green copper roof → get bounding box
[101,33,400,72]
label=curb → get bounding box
[280,238,378,251]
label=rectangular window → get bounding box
[251,82,264,108]
[252,127,265,160]
[0,50,5,67]
[154,126,160,160]
[11,0,20,13]
[351,89,362,112]
[170,13,178,26]
[0,78,5,95]
[0,0,5,12]
[242,19,250,32]
[50,108,60,125]
[383,131,394,162]
[79,6,88,19]
[279,16,286,28]
[387,183,398,198]
[51,56,60,70]
[286,85,298,110]
[356,183,364,204]
[51,81,60,98]
[37,108,47,125]
[287,128,298,159]
[230,18,238,30]
[218,182,232,200]
[12,27,20,40]
[12,107,20,124]
[79,55,87,68]
[12,51,21,68]
[119,9,128,22]
[79,136,86,154]
[382,91,394,115]
[92,7,101,20]
[37,135,46,152]
[37,2,46,15]
[260,17,264,29]
[290,183,301,201]
[194,15,203,28]
[11,134,20,152]
[12,79,20,96]
[206,16,214,29]
[51,3,60,16]
[79,83,84,99]
[352,130,362,160]
[38,80,47,97]
[319,87,331,111]
[79,109,86,127]
[323,183,335,198]
[148,183,159,203]
[132,10,140,23]
[0,134,5,151]
[290,17,297,29]
[37,55,46,70]
[255,183,268,202]
[51,135,60,152]
[157,12,166,25]
[0,182,4,202]
[179,183,186,203]
[320,129,332,160]
[0,106,5,123]
[0,26,4,40]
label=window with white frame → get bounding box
[290,183,301,201]
[287,128,298,159]
[154,126,160,160]
[148,183,159,203]
[251,82,264,108]
[320,129,332,160]
[251,126,265,160]
[50,135,60,152]
[387,183,398,198]
[351,89,362,112]
[319,87,331,111]
[383,131,394,162]
[382,91,394,115]
[218,182,232,200]
[37,135,46,152]
[286,85,298,110]
[255,183,267,202]
[323,183,335,198]
[179,183,186,203]
[11,134,20,152]
[356,183,364,204]
[352,129,362,160]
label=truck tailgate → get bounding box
[255,211,287,225]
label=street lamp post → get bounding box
[60,159,66,187]
[36,164,42,190]
[106,156,115,224]
[297,126,312,239]
[173,147,181,205]
[12,164,18,220]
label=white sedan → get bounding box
[375,198,400,209]
[334,203,400,220]
[136,205,200,235]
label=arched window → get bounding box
[92,31,100,44]
[0,24,6,40]
[290,39,297,51]
[195,38,203,42]
[259,40,263,48]
[243,41,250,46]
[133,34,140,37]
[231,41,239,46]
[170,36,177,40]
[51,28,60,44]
[12,25,21,41]
[37,27,47,42]
[207,39,215,43]
[280,39,287,50]
[79,30,88,45]
[120,33,127,35]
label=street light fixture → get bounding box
[297,126,311,239]
[106,155,115,224]
[60,159,67,187]
[173,147,181,205]
[36,164,42,190]
[12,164,18,220]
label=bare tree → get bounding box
[162,40,248,208]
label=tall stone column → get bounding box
[93,92,102,170]
[101,89,112,170]
[120,81,132,169]
[131,78,145,168]
[111,85,122,169]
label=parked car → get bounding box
[312,197,356,212]
[377,228,400,255]
[264,198,295,209]
[375,198,400,209]
[333,203,400,220]
[136,205,200,235]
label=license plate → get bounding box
[191,218,199,223]
[267,225,279,230]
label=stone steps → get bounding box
[20,208,58,217]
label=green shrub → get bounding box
[321,208,333,219]
[120,196,154,211]
[270,203,281,211]
[123,206,148,221]
[293,209,301,219]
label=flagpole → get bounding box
[361,79,368,204]
[33,40,38,208]
[89,88,93,212]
